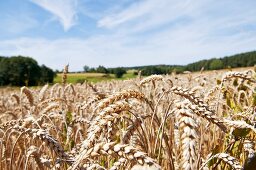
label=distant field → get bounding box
[54,67,255,84]
[54,71,137,83]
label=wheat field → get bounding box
[0,66,256,170]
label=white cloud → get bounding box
[1,0,256,71]
[97,0,196,30]
[30,0,78,31]
[98,0,256,35]
[0,28,256,72]
[98,0,158,28]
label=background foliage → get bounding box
[86,51,256,76]
[0,56,55,86]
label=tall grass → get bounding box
[0,67,256,169]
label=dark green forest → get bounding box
[84,51,256,76]
[124,51,256,76]
[0,56,55,86]
[185,51,256,72]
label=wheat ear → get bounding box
[20,86,34,106]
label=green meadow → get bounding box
[54,70,137,84]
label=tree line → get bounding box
[1,50,255,86]
[83,51,256,76]
[83,65,127,78]
[0,56,55,86]
[185,51,256,72]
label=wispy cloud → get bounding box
[98,0,256,35]
[1,0,256,71]
[30,0,78,31]
[1,29,256,72]
[97,0,194,30]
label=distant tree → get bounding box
[55,69,61,73]
[133,71,138,75]
[0,56,55,86]
[172,66,185,74]
[0,57,9,85]
[96,65,109,74]
[40,65,56,83]
[113,67,126,78]
[185,60,210,71]
[88,67,96,73]
[141,66,166,76]
[83,65,90,72]
[209,59,224,70]
[7,56,41,86]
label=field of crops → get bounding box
[54,70,136,84]
[0,66,256,170]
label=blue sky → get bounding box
[0,0,256,71]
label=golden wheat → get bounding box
[0,67,255,169]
